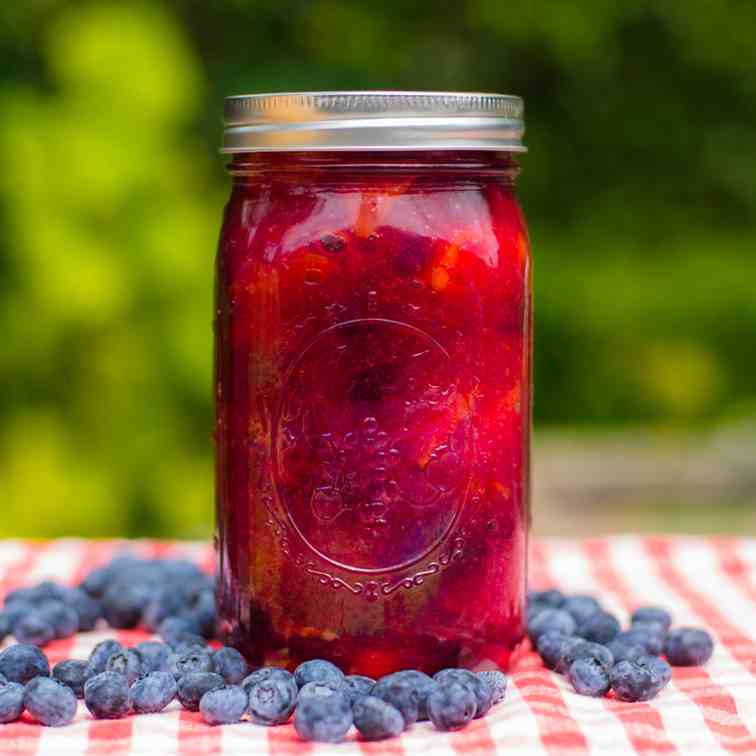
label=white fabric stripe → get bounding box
[399,721,457,756]
[221,721,272,755]
[127,706,182,756]
[37,715,90,755]
[612,537,751,752]
[0,540,28,578]
[486,680,549,756]
[562,538,727,756]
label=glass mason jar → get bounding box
[215,92,531,677]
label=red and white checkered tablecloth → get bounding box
[1,536,756,754]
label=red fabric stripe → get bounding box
[360,733,404,755]
[450,713,498,754]
[176,710,223,755]
[515,541,589,755]
[84,719,133,754]
[267,723,313,754]
[709,537,756,612]
[580,539,678,753]
[199,544,215,576]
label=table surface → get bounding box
[1,536,755,755]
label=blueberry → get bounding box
[130,671,177,714]
[353,695,404,740]
[614,628,664,656]
[142,587,191,631]
[196,684,246,725]
[86,640,124,677]
[0,612,10,643]
[2,601,35,632]
[172,636,208,655]
[298,680,346,703]
[294,693,353,743]
[576,610,620,644]
[611,660,660,702]
[373,670,436,721]
[176,672,224,711]
[557,641,613,674]
[159,559,206,584]
[5,583,62,606]
[294,658,344,688]
[569,658,611,697]
[183,590,216,639]
[13,612,55,646]
[528,589,565,609]
[170,648,214,678]
[0,643,50,683]
[53,659,89,698]
[79,566,114,598]
[0,682,25,723]
[321,234,346,253]
[536,630,570,670]
[84,671,131,718]
[246,675,298,725]
[637,654,672,690]
[106,649,143,685]
[632,606,672,633]
[392,235,433,276]
[527,605,544,624]
[242,666,296,694]
[427,680,477,731]
[664,627,714,666]
[63,588,103,632]
[632,619,668,635]
[478,670,508,705]
[158,617,202,646]
[135,642,171,674]
[35,581,69,602]
[37,600,79,639]
[562,595,602,625]
[24,677,77,727]
[102,583,151,629]
[212,647,248,684]
[4,586,45,605]
[607,640,646,664]
[432,668,493,718]
[528,608,576,643]
[342,674,376,705]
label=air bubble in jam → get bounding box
[215,151,530,677]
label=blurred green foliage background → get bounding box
[1,1,754,538]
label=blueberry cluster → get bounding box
[528,589,714,701]
[0,641,507,739]
[286,661,508,741]
[0,554,216,648]
[0,553,718,737]
[0,636,250,726]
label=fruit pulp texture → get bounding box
[215,152,531,677]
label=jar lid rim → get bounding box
[222,90,525,153]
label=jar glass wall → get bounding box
[214,149,531,677]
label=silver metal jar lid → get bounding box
[222,90,525,153]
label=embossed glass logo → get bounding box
[272,319,471,574]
